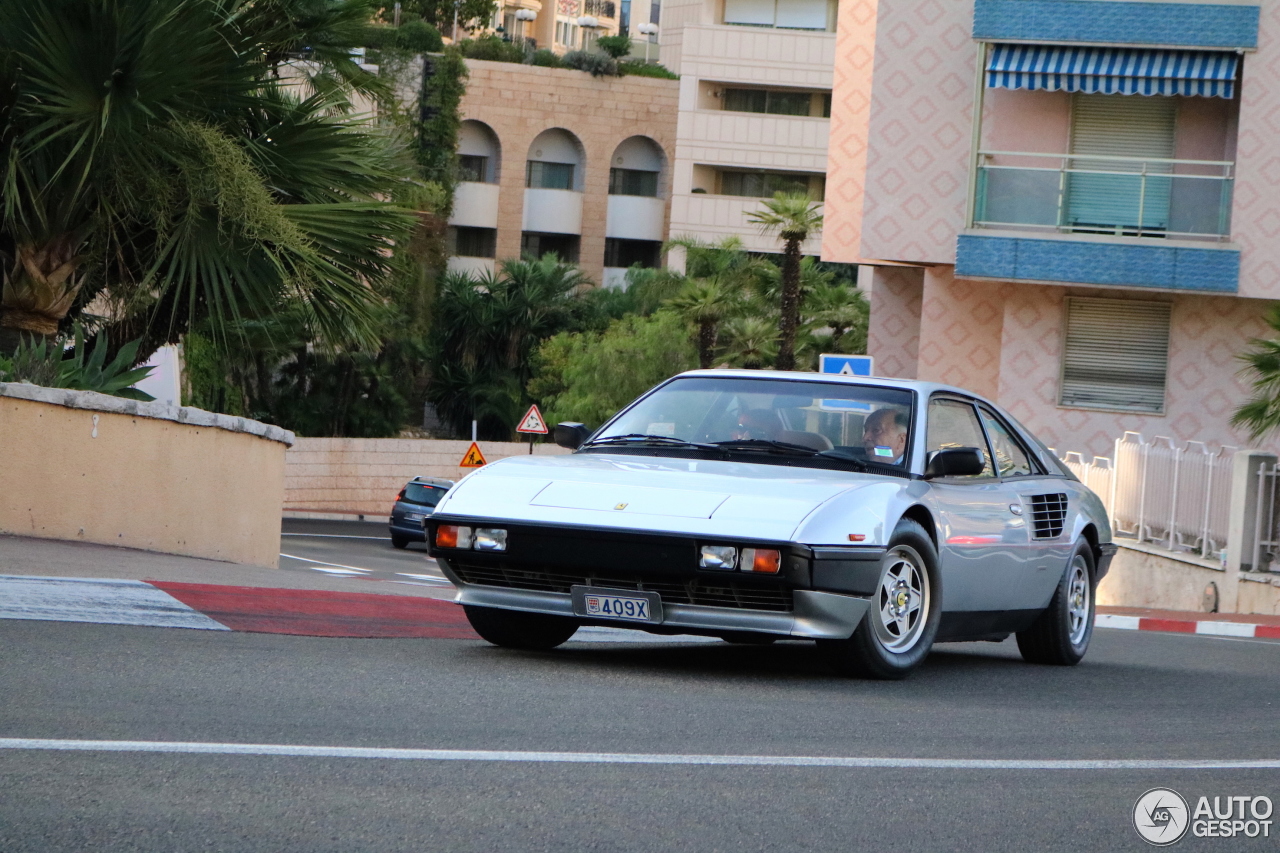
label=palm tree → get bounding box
[804,281,868,353]
[668,280,734,369]
[747,192,823,371]
[1232,306,1280,440]
[0,0,413,356]
[720,316,778,369]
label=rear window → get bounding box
[402,483,447,507]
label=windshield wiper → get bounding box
[583,434,721,451]
[713,439,820,456]
[815,449,869,471]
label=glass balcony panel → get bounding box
[976,167,1061,227]
[972,152,1232,240]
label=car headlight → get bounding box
[435,525,472,549]
[699,545,737,570]
[741,548,781,574]
[474,528,508,551]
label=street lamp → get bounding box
[514,7,537,44]
[577,15,601,50]
[636,22,657,62]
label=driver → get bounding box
[862,407,909,463]
[730,409,782,441]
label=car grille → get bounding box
[1029,493,1068,539]
[451,562,794,612]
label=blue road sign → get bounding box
[819,354,874,376]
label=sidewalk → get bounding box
[2,533,1278,641]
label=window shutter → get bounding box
[723,0,775,25]
[774,0,828,29]
[1066,94,1176,231]
[1060,297,1171,413]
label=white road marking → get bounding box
[395,573,452,584]
[1095,614,1141,630]
[0,575,229,631]
[1,739,1277,769]
[309,567,370,576]
[279,553,386,573]
[1196,620,1257,637]
[281,534,391,541]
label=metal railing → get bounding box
[1059,432,1234,560]
[972,149,1234,241]
[584,0,617,17]
[1252,462,1280,573]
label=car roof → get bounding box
[409,477,454,488]
[670,369,999,410]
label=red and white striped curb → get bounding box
[0,574,715,643]
[1096,612,1280,640]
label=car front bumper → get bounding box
[438,561,871,640]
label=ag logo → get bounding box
[1134,788,1190,846]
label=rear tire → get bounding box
[1016,541,1095,666]
[463,605,580,650]
[817,518,941,680]
[391,534,410,550]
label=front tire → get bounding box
[1016,542,1095,666]
[817,519,941,680]
[463,605,580,650]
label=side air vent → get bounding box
[1029,493,1068,539]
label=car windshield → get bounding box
[590,376,914,467]
[402,483,447,506]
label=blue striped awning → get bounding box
[986,44,1239,98]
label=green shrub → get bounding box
[619,61,678,79]
[0,327,156,401]
[459,34,527,63]
[359,22,443,52]
[594,34,631,58]
[529,48,564,67]
[562,50,618,77]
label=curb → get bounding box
[1096,613,1280,639]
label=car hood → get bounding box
[433,452,905,544]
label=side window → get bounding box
[978,408,1036,477]
[926,398,995,478]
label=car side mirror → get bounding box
[924,447,987,479]
[554,422,590,450]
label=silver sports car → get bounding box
[426,370,1116,679]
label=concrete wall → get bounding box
[284,438,571,517]
[0,383,293,568]
[1099,542,1280,616]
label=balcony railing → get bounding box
[584,0,617,18]
[972,150,1234,241]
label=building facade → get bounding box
[824,0,1277,458]
[447,58,679,285]
[661,0,839,259]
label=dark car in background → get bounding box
[389,477,453,549]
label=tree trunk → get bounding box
[830,325,845,351]
[698,319,718,369]
[775,237,802,370]
[0,239,83,352]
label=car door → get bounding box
[924,397,1029,613]
[976,405,1073,610]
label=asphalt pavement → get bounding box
[2,521,1279,851]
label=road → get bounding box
[276,518,451,592]
[1,521,1277,851]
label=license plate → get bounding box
[406,513,425,521]
[571,585,662,624]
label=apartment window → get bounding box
[1059,297,1171,414]
[458,155,488,183]
[723,0,832,30]
[1067,94,1177,233]
[821,93,831,118]
[527,160,575,190]
[522,232,580,263]
[719,170,823,199]
[449,227,497,258]
[556,20,580,47]
[722,88,816,117]
[609,168,659,197]
[604,238,661,268]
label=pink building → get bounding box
[823,0,1277,459]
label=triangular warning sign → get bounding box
[839,362,856,375]
[516,403,549,434]
[459,442,487,467]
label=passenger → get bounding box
[862,407,909,464]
